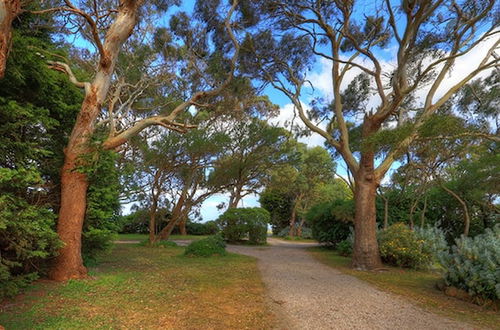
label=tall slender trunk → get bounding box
[0,0,20,78]
[289,200,298,237]
[379,192,389,229]
[351,153,383,270]
[49,2,140,281]
[148,171,161,244]
[409,198,419,230]
[297,216,306,237]
[441,185,470,236]
[420,195,427,227]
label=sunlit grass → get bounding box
[0,245,274,329]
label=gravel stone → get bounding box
[228,238,473,330]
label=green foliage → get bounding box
[81,228,117,266]
[0,26,80,297]
[0,169,62,298]
[414,225,448,264]
[218,208,270,244]
[306,200,354,246]
[185,220,219,236]
[184,235,227,257]
[139,239,178,248]
[85,150,122,232]
[438,225,500,301]
[259,189,293,234]
[378,223,433,270]
[82,149,122,262]
[337,240,353,257]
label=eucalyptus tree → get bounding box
[244,0,499,269]
[208,118,292,209]
[22,0,257,281]
[266,146,337,237]
[0,0,22,77]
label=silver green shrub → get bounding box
[438,225,500,300]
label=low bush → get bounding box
[438,225,499,301]
[138,239,178,248]
[82,228,117,265]
[306,200,354,246]
[184,235,226,257]
[378,223,432,269]
[218,208,269,244]
[337,239,353,257]
[414,225,448,264]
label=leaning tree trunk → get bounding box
[351,154,383,270]
[49,1,140,281]
[441,185,470,236]
[0,0,21,78]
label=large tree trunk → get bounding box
[49,94,101,281]
[156,186,189,241]
[228,185,243,209]
[0,0,20,78]
[49,1,140,281]
[351,155,383,270]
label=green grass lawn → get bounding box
[309,247,499,329]
[116,233,209,241]
[0,244,275,329]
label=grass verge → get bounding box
[309,247,499,329]
[0,245,274,329]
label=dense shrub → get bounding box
[0,169,62,298]
[82,228,117,265]
[414,225,448,264]
[438,225,500,301]
[259,189,293,235]
[218,208,270,244]
[337,239,353,257]
[186,220,219,235]
[306,200,354,246]
[184,235,226,257]
[378,223,433,269]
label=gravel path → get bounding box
[228,238,473,330]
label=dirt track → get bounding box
[228,238,472,330]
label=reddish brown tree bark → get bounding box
[49,1,141,281]
[0,0,21,78]
[351,156,383,270]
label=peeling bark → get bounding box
[50,1,141,281]
[0,0,21,78]
[351,146,383,270]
